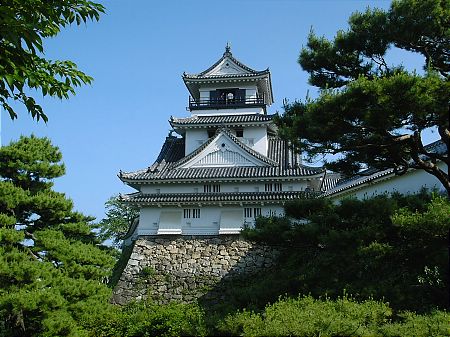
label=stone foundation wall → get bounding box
[112,235,280,305]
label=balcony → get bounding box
[188,95,265,111]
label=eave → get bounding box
[121,190,322,206]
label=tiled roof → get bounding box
[323,140,447,196]
[121,191,320,204]
[320,172,342,192]
[170,114,275,127]
[323,168,394,197]
[174,128,278,167]
[119,133,324,183]
[183,48,268,79]
[183,72,270,80]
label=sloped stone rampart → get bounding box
[112,235,279,304]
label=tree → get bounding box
[0,0,105,121]
[98,196,139,248]
[0,136,115,337]
[242,193,450,311]
[276,0,450,195]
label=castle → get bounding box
[119,45,325,241]
[112,46,446,304]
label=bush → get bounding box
[85,300,207,337]
[217,295,450,337]
[240,193,449,311]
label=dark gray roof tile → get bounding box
[170,114,275,127]
[122,191,320,204]
[120,131,325,183]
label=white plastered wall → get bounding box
[137,204,286,236]
[244,126,268,156]
[140,181,310,194]
[331,161,447,201]
[185,129,208,154]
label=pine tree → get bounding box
[0,136,115,337]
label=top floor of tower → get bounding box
[182,44,273,115]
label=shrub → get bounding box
[217,295,450,337]
[86,300,207,337]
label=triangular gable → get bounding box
[203,56,252,77]
[178,132,273,169]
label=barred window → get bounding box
[253,208,262,218]
[265,183,273,192]
[274,183,282,191]
[184,208,201,219]
[183,209,191,218]
[204,184,220,193]
[244,208,252,218]
[193,209,201,218]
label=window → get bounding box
[194,187,199,193]
[156,188,161,194]
[265,183,282,192]
[183,209,191,218]
[184,208,201,219]
[212,88,246,104]
[244,208,252,218]
[235,129,244,137]
[204,184,220,193]
[193,209,201,218]
[253,208,262,218]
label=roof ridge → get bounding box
[183,49,268,79]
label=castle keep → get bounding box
[112,46,324,303]
[119,45,324,239]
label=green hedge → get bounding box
[217,295,450,337]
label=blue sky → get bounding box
[2,0,432,221]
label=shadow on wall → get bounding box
[111,235,281,305]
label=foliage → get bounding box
[109,241,134,289]
[276,0,450,194]
[0,136,116,337]
[0,0,105,121]
[240,192,449,311]
[241,216,292,245]
[217,295,450,337]
[84,300,207,337]
[98,196,139,247]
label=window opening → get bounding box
[193,209,201,218]
[253,208,262,218]
[244,208,252,218]
[204,184,220,193]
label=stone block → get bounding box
[128,259,139,266]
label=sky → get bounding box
[2,0,432,221]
